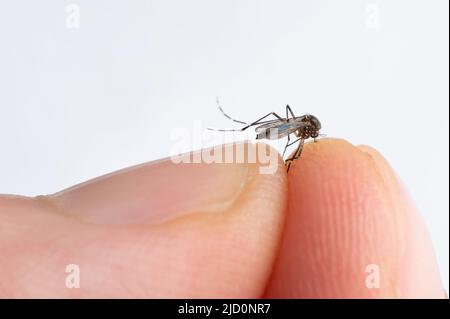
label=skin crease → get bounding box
[0,139,445,298]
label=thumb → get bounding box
[0,142,286,298]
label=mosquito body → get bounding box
[208,99,322,172]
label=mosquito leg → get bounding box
[208,111,285,132]
[282,136,303,158]
[287,137,301,148]
[285,138,304,172]
[286,161,293,172]
[206,127,246,132]
[292,138,305,160]
[285,105,295,119]
[282,135,291,158]
[216,98,247,125]
[247,112,284,126]
[282,136,302,158]
[227,111,285,132]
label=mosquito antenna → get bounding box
[216,97,247,125]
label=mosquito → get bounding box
[207,98,322,172]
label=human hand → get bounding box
[0,139,445,298]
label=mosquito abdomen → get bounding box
[256,128,280,140]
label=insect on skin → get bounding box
[208,98,322,172]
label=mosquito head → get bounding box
[298,114,321,139]
[309,115,321,138]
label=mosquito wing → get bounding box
[255,119,285,132]
[255,118,308,140]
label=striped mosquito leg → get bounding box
[285,104,295,119]
[216,98,247,125]
[282,135,291,158]
[283,136,302,159]
[285,138,304,172]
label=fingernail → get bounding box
[50,142,261,225]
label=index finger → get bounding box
[265,138,444,298]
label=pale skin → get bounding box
[0,138,445,298]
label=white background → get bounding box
[0,1,448,291]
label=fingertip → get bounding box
[265,138,443,298]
